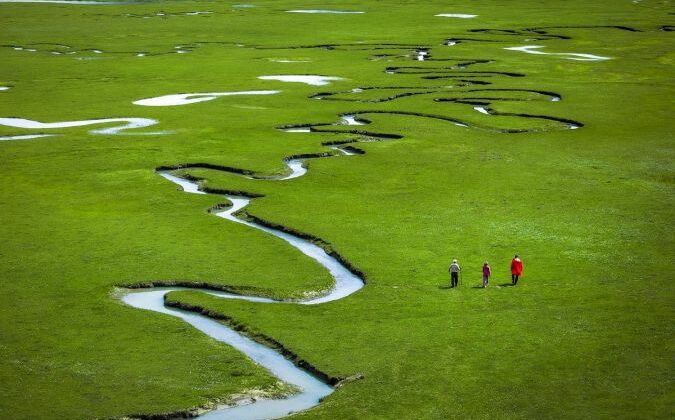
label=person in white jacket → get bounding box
[449,259,461,288]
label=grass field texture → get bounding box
[0,0,673,419]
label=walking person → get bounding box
[482,261,491,288]
[449,259,461,288]
[511,254,523,285]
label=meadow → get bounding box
[0,0,673,418]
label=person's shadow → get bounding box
[440,284,515,290]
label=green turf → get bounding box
[0,0,673,419]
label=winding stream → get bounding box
[504,45,611,61]
[0,117,160,135]
[121,172,364,419]
[133,90,280,107]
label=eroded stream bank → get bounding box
[120,172,365,419]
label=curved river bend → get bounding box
[121,172,364,419]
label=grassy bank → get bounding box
[0,0,672,418]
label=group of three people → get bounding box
[449,255,523,288]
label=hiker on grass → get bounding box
[482,261,491,288]
[511,254,523,285]
[449,259,461,288]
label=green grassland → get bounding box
[0,0,673,419]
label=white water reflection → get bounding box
[270,59,311,63]
[281,127,312,133]
[286,9,364,14]
[279,159,306,180]
[504,45,611,61]
[340,115,366,126]
[133,90,280,106]
[258,75,344,86]
[0,134,55,141]
[0,117,160,135]
[435,13,477,18]
[328,145,359,156]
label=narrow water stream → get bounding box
[121,172,364,419]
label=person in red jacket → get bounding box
[511,254,523,285]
